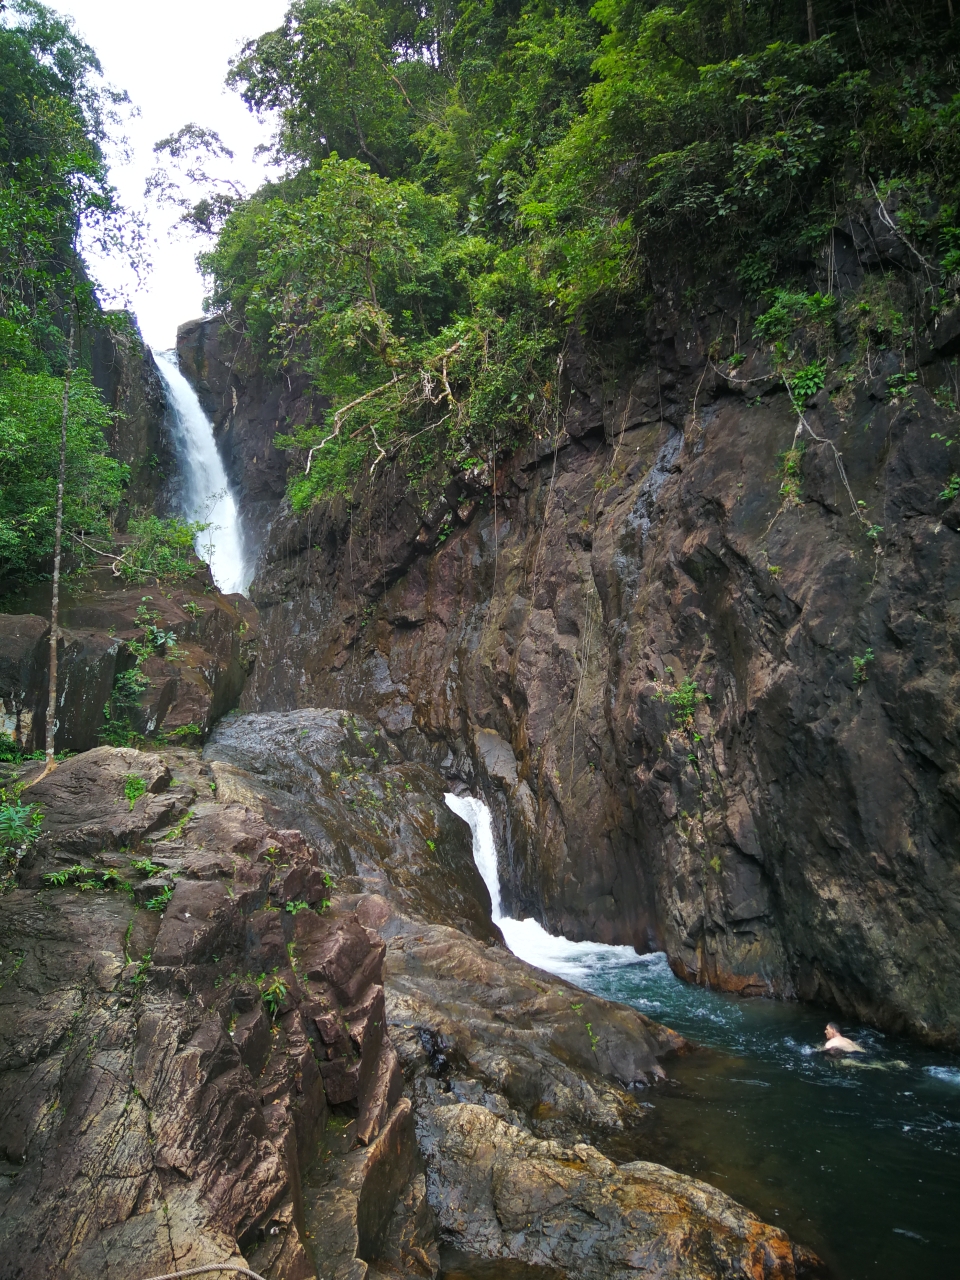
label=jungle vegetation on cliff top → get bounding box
[198,0,960,505]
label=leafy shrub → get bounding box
[0,794,42,858]
[123,774,147,810]
[664,677,708,730]
[755,293,837,344]
[853,648,875,685]
[789,360,827,404]
[118,515,207,584]
[260,973,289,1019]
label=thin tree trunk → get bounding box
[32,308,75,782]
[807,0,817,39]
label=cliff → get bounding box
[0,719,820,1280]
[88,311,176,518]
[184,265,960,1048]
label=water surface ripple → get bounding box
[446,793,960,1280]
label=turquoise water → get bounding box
[448,794,960,1279]
[556,947,960,1280]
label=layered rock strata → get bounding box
[0,720,821,1278]
[219,305,960,1046]
[0,578,253,753]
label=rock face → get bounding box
[419,1103,814,1280]
[0,580,253,754]
[219,302,960,1046]
[0,745,420,1280]
[176,317,320,553]
[88,310,174,515]
[0,728,821,1279]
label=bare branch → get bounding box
[304,373,401,473]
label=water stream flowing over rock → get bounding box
[154,349,250,596]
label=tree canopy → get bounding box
[0,0,130,585]
[200,0,960,506]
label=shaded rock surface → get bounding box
[227,301,960,1047]
[0,579,253,753]
[88,310,174,515]
[0,729,820,1279]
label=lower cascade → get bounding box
[448,791,960,1280]
[154,348,249,596]
[445,791,641,977]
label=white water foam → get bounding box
[154,349,249,595]
[925,1065,960,1088]
[445,791,644,981]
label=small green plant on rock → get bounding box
[788,359,826,405]
[777,446,805,505]
[130,857,164,876]
[159,809,194,843]
[664,678,708,731]
[165,723,203,742]
[0,795,43,861]
[260,973,289,1019]
[755,291,837,344]
[852,648,875,686]
[940,474,960,503]
[124,775,147,810]
[887,372,918,398]
[43,864,128,894]
[130,952,152,988]
[145,884,174,912]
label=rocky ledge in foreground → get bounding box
[0,719,823,1279]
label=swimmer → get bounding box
[822,1023,865,1054]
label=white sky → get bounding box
[56,0,289,349]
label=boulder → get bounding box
[419,1103,819,1280]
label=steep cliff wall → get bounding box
[176,317,322,556]
[196,272,960,1047]
[88,311,175,516]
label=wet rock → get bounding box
[204,708,500,941]
[0,579,251,753]
[0,614,49,748]
[88,309,173,513]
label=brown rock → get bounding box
[153,879,238,966]
[418,1103,813,1280]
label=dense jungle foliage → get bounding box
[0,0,129,583]
[199,0,960,505]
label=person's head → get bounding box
[825,1023,841,1038]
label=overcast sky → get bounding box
[57,0,289,349]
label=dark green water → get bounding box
[564,949,960,1280]
[449,794,960,1279]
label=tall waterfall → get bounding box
[445,792,641,982]
[154,349,249,596]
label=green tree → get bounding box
[0,322,126,581]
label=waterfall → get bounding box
[154,349,249,596]
[445,792,640,982]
